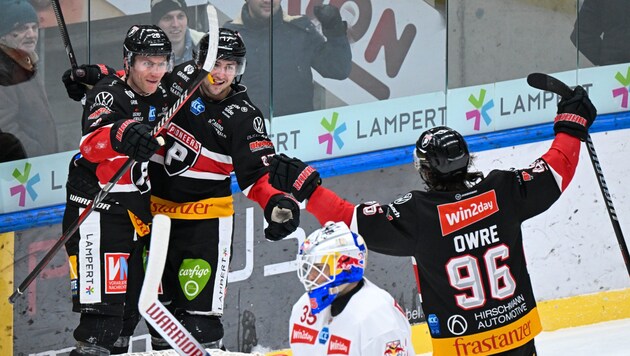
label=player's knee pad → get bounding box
[180,312,224,345]
[73,313,122,352]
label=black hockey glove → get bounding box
[268,153,321,202]
[110,120,161,162]
[264,194,300,241]
[314,5,347,37]
[554,85,597,141]
[62,64,116,101]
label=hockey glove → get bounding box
[269,154,321,202]
[264,194,300,241]
[314,5,347,37]
[110,120,161,162]
[554,85,597,141]
[62,64,116,101]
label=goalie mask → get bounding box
[297,221,367,315]
[413,126,470,189]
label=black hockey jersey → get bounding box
[148,81,279,219]
[66,75,171,226]
[305,134,582,355]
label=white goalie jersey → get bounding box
[289,278,415,356]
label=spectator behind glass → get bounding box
[224,0,352,118]
[570,0,630,66]
[151,0,205,65]
[0,0,58,158]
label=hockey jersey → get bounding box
[148,76,281,218]
[66,75,171,226]
[305,133,582,355]
[289,278,415,356]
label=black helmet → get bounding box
[123,25,172,64]
[196,28,246,76]
[414,126,470,187]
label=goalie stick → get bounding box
[8,4,220,304]
[139,215,210,356]
[527,73,630,277]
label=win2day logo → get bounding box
[10,162,40,207]
[318,112,346,155]
[612,67,630,108]
[466,88,494,131]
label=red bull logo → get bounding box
[336,255,363,270]
[384,340,405,355]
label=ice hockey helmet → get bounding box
[297,221,367,315]
[196,28,246,76]
[123,25,172,64]
[414,126,470,184]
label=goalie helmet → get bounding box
[196,28,247,82]
[123,25,173,70]
[297,221,367,315]
[414,126,470,189]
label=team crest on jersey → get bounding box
[383,340,405,355]
[164,123,201,176]
[104,253,129,294]
[191,97,205,115]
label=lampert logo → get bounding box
[466,88,494,131]
[10,162,40,207]
[318,112,346,155]
[612,67,630,108]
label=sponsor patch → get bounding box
[94,91,114,107]
[290,323,318,345]
[437,190,499,236]
[249,140,273,152]
[88,107,111,120]
[149,106,156,122]
[327,335,351,355]
[105,252,130,294]
[178,258,211,300]
[190,97,205,116]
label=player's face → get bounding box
[200,59,237,101]
[127,55,169,95]
[158,10,188,45]
[1,23,39,53]
[306,263,331,287]
[246,0,281,20]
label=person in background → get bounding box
[151,0,205,65]
[290,221,415,356]
[224,0,351,118]
[269,86,597,355]
[570,0,630,66]
[0,128,27,162]
[0,0,58,158]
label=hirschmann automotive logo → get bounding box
[612,67,630,108]
[466,88,494,131]
[318,112,346,155]
[10,162,40,207]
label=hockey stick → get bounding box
[51,0,79,71]
[8,4,220,304]
[139,215,210,356]
[527,72,630,277]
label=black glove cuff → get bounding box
[292,166,321,202]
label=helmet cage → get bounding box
[297,222,366,314]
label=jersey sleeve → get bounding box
[509,132,581,221]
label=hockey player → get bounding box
[290,221,415,356]
[62,25,172,355]
[269,87,597,355]
[145,28,300,350]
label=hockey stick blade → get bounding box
[8,4,221,304]
[526,72,573,99]
[139,215,210,356]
